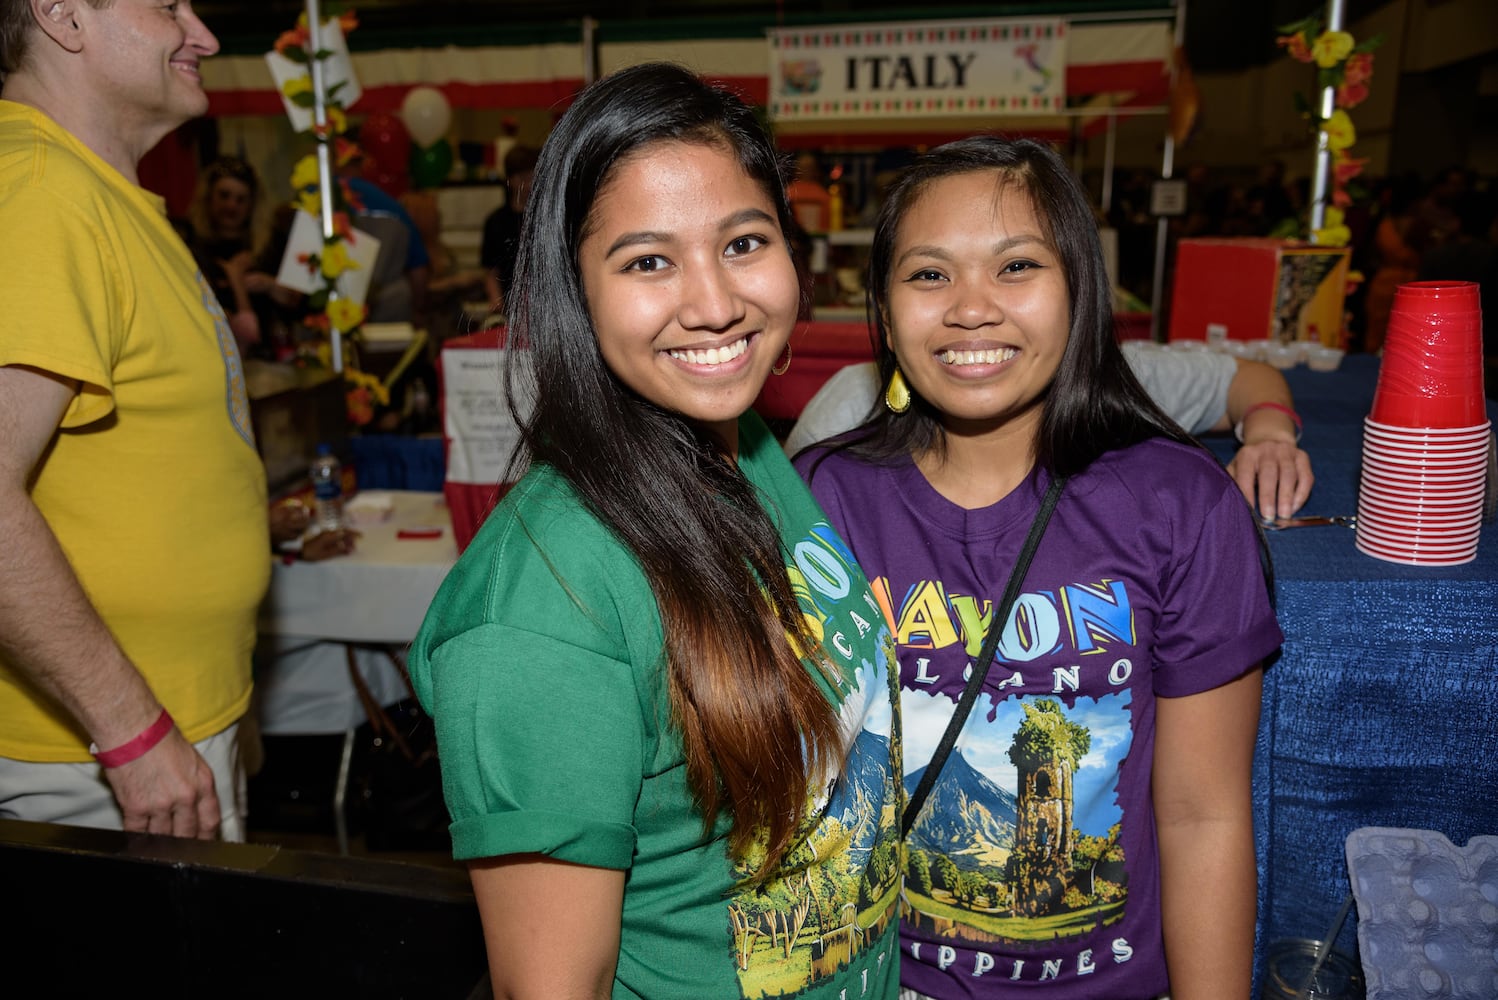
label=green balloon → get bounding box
[410,139,454,189]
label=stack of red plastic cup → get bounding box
[1357,281,1489,566]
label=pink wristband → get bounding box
[1235,401,1303,443]
[90,708,174,769]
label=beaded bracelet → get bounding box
[1235,401,1303,443]
[90,708,175,769]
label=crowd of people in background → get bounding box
[1108,161,1497,356]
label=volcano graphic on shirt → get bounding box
[902,694,1130,945]
[905,752,1018,865]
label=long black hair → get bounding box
[846,135,1198,474]
[502,62,838,877]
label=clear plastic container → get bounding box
[1262,938,1365,1000]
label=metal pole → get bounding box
[1148,0,1186,342]
[306,0,342,373]
[1308,0,1346,239]
[1101,111,1117,215]
[582,17,598,86]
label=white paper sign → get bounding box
[263,22,362,133]
[274,210,381,306]
[769,17,1067,121]
[441,347,533,485]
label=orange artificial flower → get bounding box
[1277,32,1313,63]
[338,11,360,35]
[1336,81,1369,110]
[1343,52,1374,87]
[339,179,365,215]
[1333,154,1369,186]
[346,384,375,426]
[274,24,310,55]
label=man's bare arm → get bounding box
[0,365,220,837]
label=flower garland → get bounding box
[1276,13,1383,246]
[274,9,389,424]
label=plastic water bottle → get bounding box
[309,444,344,534]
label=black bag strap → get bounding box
[901,475,1066,838]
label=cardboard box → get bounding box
[1168,238,1350,346]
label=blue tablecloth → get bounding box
[349,434,445,492]
[1208,354,1498,974]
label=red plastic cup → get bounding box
[1374,280,1487,428]
[1391,280,1481,308]
[1370,348,1487,427]
[1367,389,1488,428]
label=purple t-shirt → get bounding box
[797,437,1282,999]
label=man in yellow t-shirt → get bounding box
[0,0,268,840]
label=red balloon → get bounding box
[360,112,411,175]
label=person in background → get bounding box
[0,0,266,840]
[401,189,487,340]
[1362,174,1423,354]
[408,63,901,998]
[1418,185,1498,364]
[185,155,282,356]
[478,142,537,315]
[339,145,431,321]
[786,149,832,233]
[796,136,1279,999]
[785,344,1313,521]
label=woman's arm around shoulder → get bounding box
[470,854,626,1000]
[1153,664,1262,1000]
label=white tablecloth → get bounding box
[259,491,456,643]
[256,490,457,734]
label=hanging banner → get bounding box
[768,17,1067,121]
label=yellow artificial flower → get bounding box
[327,297,366,334]
[281,74,313,101]
[291,154,320,192]
[320,241,358,279]
[1313,224,1352,247]
[1313,206,1350,247]
[346,368,390,407]
[1323,110,1357,151]
[327,107,347,134]
[294,189,321,216]
[1311,30,1354,69]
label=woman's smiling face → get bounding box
[885,170,1071,439]
[577,140,799,451]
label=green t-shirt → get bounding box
[410,413,902,1000]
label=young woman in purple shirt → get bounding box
[796,137,1282,1000]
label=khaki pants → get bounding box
[0,722,246,841]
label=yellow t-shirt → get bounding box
[0,101,270,761]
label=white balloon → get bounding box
[401,86,452,148]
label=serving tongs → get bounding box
[1263,514,1357,531]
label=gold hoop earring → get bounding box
[885,367,911,414]
[771,343,792,376]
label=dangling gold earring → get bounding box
[885,367,911,414]
[771,343,793,376]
